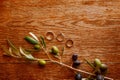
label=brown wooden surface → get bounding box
[0,0,120,80]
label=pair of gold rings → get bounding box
[45,31,73,48]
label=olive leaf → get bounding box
[2,46,20,58]
[85,59,95,69]
[21,48,31,54]
[24,36,39,44]
[19,47,35,60]
[2,46,12,56]
[40,36,46,48]
[29,32,39,42]
[7,39,21,57]
[8,47,19,58]
[7,39,17,50]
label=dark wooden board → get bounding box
[0,0,120,80]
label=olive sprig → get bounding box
[85,59,109,80]
[2,32,113,80]
[2,39,22,58]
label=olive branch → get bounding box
[2,32,113,80]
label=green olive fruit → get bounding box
[38,59,46,66]
[34,44,41,50]
[94,58,102,67]
[100,64,108,74]
[51,46,59,55]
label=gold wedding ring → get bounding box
[56,33,65,42]
[66,39,73,48]
[45,31,55,41]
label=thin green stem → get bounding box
[85,59,95,69]
[60,47,64,63]
[42,47,52,60]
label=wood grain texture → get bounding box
[0,0,120,80]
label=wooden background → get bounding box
[0,0,120,80]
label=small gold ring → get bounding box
[56,33,65,42]
[45,31,55,41]
[66,39,73,48]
